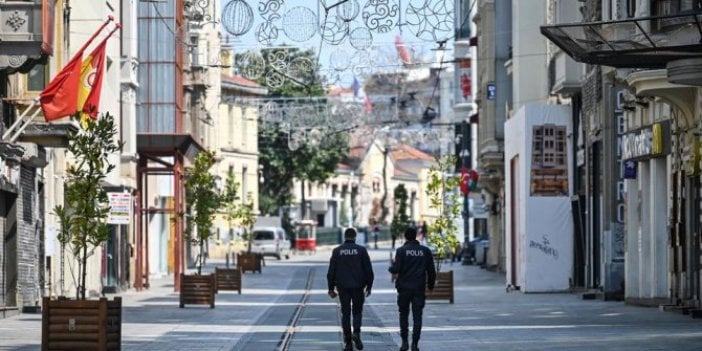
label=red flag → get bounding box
[364,95,373,113]
[39,17,113,122]
[460,167,470,195]
[79,39,108,119]
[40,51,84,121]
[395,35,411,65]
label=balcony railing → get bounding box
[541,12,702,68]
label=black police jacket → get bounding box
[388,240,436,292]
[327,240,374,292]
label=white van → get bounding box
[251,226,291,260]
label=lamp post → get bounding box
[460,120,471,243]
[348,171,354,227]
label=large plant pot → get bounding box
[426,270,454,303]
[237,252,263,274]
[179,273,216,308]
[41,296,122,351]
[215,267,242,294]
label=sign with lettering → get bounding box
[487,83,496,100]
[108,193,131,225]
[621,120,670,161]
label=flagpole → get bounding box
[2,97,39,141]
[73,16,114,62]
[10,106,44,143]
[2,16,115,141]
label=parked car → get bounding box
[462,235,489,265]
[251,227,291,260]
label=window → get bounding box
[241,108,248,149]
[653,0,700,15]
[27,64,48,91]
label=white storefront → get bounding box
[505,104,573,292]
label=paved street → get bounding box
[1,244,702,350]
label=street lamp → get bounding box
[460,148,471,242]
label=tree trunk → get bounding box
[300,179,306,220]
[198,237,204,275]
[81,245,88,300]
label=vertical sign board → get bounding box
[108,193,131,225]
[487,83,496,100]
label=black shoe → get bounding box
[411,342,419,351]
[352,332,364,350]
[344,342,353,351]
[399,339,409,351]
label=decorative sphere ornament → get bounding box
[320,15,349,45]
[236,51,265,80]
[336,0,360,22]
[288,57,313,84]
[363,0,399,33]
[258,0,284,22]
[222,0,254,36]
[266,71,286,88]
[283,6,318,42]
[330,48,352,71]
[350,27,373,50]
[351,50,374,77]
[256,21,279,46]
[405,0,454,42]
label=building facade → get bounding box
[543,0,702,308]
[473,0,512,272]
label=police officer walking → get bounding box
[389,227,436,351]
[327,228,374,351]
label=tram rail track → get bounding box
[277,267,316,351]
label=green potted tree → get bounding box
[43,114,123,350]
[179,150,220,308]
[215,169,244,293]
[425,155,460,303]
[390,184,411,249]
[237,193,262,273]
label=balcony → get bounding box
[183,65,210,88]
[541,12,702,69]
[549,50,583,96]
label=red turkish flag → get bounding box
[460,167,470,195]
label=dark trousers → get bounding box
[339,287,365,339]
[397,289,426,343]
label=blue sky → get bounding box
[221,0,457,87]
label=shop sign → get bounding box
[108,192,131,225]
[621,120,670,161]
[487,83,496,100]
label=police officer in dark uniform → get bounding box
[389,226,436,351]
[327,227,374,351]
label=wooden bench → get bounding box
[42,296,122,351]
[426,270,454,303]
[215,267,242,294]
[179,273,215,308]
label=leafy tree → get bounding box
[183,150,221,274]
[54,113,123,300]
[236,193,257,253]
[219,167,240,257]
[390,184,411,240]
[426,155,461,272]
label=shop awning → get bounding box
[541,12,702,69]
